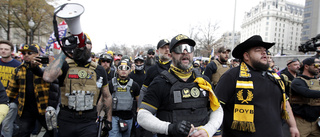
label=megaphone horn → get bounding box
[55,3,86,48]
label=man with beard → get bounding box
[144,49,156,71]
[291,57,320,137]
[43,37,112,137]
[137,34,223,137]
[99,54,116,81]
[214,35,299,137]
[0,40,21,137]
[204,46,231,87]
[279,58,300,96]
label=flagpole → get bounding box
[232,0,237,58]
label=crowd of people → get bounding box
[0,33,319,137]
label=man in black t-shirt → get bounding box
[108,60,140,137]
[214,35,299,137]
[138,34,223,137]
[43,38,112,137]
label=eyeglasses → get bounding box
[148,53,155,55]
[314,64,320,68]
[118,65,130,71]
[21,51,34,55]
[101,60,111,63]
[172,44,194,54]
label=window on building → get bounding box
[265,32,268,36]
[266,22,269,25]
[304,13,311,18]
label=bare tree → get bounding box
[190,21,220,57]
[0,0,54,44]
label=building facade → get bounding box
[301,0,320,44]
[241,0,304,55]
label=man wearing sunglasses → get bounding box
[99,54,116,81]
[6,44,54,136]
[291,57,320,137]
[43,38,112,137]
[204,46,231,87]
[108,60,140,137]
[138,34,223,137]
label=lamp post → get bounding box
[28,18,35,45]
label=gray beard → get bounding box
[145,57,155,66]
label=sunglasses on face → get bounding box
[148,53,155,55]
[118,65,130,71]
[101,60,111,63]
[314,64,320,68]
[172,44,194,54]
[21,51,34,55]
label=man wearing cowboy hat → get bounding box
[214,35,299,137]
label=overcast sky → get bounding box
[53,0,305,53]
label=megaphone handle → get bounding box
[75,32,86,48]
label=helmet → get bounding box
[99,54,113,65]
[134,55,144,62]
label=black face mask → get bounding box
[73,47,91,66]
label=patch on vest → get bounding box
[191,87,200,98]
[78,70,87,78]
[182,88,191,98]
[68,74,79,79]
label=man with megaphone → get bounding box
[43,3,112,137]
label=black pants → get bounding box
[18,109,53,137]
[58,108,98,137]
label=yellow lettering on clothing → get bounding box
[234,104,254,122]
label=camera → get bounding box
[36,56,49,64]
[298,34,320,53]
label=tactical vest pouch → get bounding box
[118,120,128,132]
[65,90,95,111]
[291,77,320,106]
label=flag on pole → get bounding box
[46,21,68,53]
[209,48,214,63]
[105,43,108,52]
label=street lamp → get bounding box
[28,18,35,45]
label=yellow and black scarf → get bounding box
[231,62,288,133]
[169,64,193,79]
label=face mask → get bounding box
[135,64,144,71]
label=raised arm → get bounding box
[43,52,66,82]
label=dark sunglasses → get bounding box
[314,64,320,68]
[172,44,194,54]
[148,53,155,55]
[101,60,111,63]
[21,51,34,55]
[118,65,130,71]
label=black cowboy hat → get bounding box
[232,35,275,59]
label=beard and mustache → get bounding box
[73,48,91,66]
[250,57,269,71]
[172,55,192,71]
[145,56,156,66]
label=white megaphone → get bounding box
[55,3,86,48]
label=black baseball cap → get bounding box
[169,34,196,52]
[19,44,39,53]
[147,49,155,55]
[157,39,170,49]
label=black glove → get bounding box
[168,120,191,137]
[102,120,112,132]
